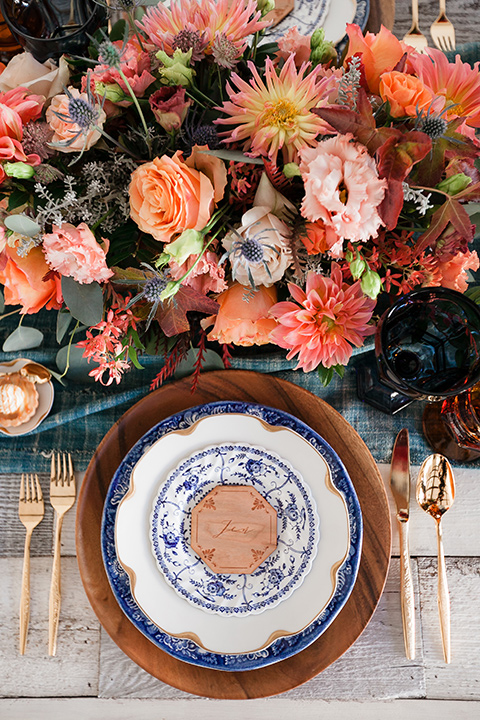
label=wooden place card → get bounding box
[190,486,277,574]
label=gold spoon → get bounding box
[416,453,456,663]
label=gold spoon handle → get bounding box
[436,520,451,663]
[398,520,416,659]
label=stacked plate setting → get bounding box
[101,401,363,671]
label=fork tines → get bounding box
[19,473,43,505]
[51,453,74,488]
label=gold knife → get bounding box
[390,428,416,660]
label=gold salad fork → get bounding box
[430,0,456,52]
[48,453,76,656]
[403,0,429,52]
[18,474,44,655]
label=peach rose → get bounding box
[345,24,409,95]
[0,244,62,314]
[379,71,433,118]
[201,282,278,346]
[43,223,113,284]
[129,149,226,243]
[46,88,106,153]
[0,53,70,100]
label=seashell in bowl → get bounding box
[0,372,39,428]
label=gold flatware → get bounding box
[390,429,415,660]
[18,473,44,655]
[403,0,429,52]
[416,453,456,663]
[48,453,76,657]
[430,0,456,52]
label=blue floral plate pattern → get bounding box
[151,443,319,615]
[102,402,362,671]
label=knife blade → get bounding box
[390,428,416,660]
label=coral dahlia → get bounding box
[216,55,335,163]
[138,0,269,59]
[270,265,376,371]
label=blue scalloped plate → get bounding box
[101,401,362,671]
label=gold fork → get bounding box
[48,453,76,657]
[403,0,429,52]
[430,0,456,52]
[18,474,44,655]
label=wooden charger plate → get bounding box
[76,370,391,698]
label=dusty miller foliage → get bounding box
[34,155,137,233]
[338,55,362,111]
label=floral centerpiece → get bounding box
[0,0,479,388]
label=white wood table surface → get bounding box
[2,0,480,717]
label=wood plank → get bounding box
[394,0,479,45]
[378,464,480,557]
[0,557,100,697]
[0,474,54,557]
[98,559,425,700]
[2,698,480,720]
[418,557,480,700]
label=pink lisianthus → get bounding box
[42,223,113,284]
[427,250,480,293]
[168,250,228,294]
[276,26,311,67]
[201,281,278,346]
[83,41,156,99]
[299,134,387,244]
[149,86,192,131]
[270,265,376,371]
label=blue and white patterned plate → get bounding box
[151,443,319,615]
[102,402,362,671]
[267,0,369,50]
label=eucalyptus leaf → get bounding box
[202,149,264,165]
[173,347,224,380]
[61,276,104,327]
[56,311,73,344]
[2,326,44,352]
[56,345,95,382]
[4,215,41,237]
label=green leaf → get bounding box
[334,365,346,379]
[61,276,104,327]
[128,345,144,370]
[0,289,4,314]
[4,215,41,237]
[56,345,95,382]
[56,310,73,343]
[7,189,30,211]
[317,364,334,387]
[202,149,264,165]
[109,19,127,41]
[2,326,44,352]
[173,347,224,380]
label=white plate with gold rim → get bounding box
[102,403,362,669]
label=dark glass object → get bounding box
[0,9,21,62]
[0,0,106,62]
[356,287,480,414]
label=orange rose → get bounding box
[299,220,343,256]
[201,282,278,346]
[379,71,433,117]
[129,149,226,243]
[0,244,62,313]
[345,24,408,95]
